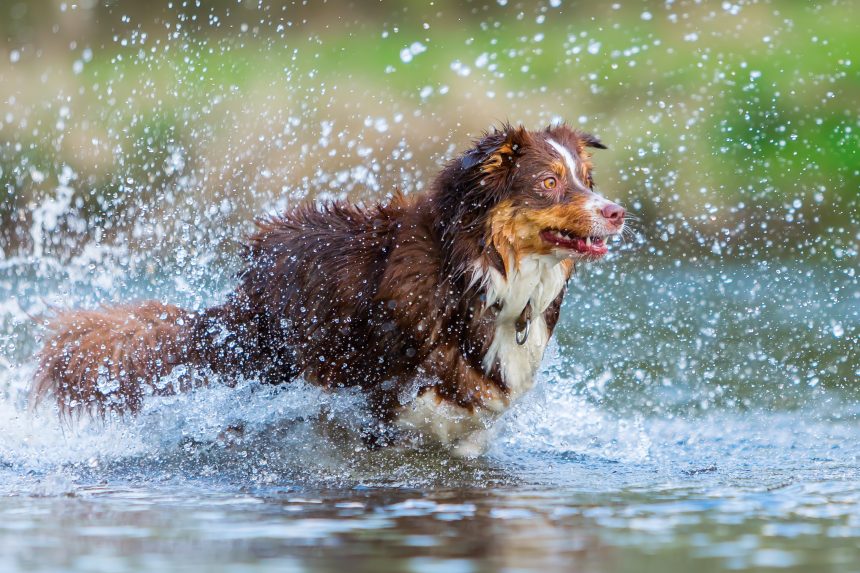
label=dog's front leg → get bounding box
[392,343,506,455]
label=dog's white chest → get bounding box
[480,255,567,404]
[395,255,567,456]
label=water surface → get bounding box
[0,254,857,572]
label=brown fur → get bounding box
[33,302,198,416]
[32,123,620,436]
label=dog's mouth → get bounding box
[540,229,609,257]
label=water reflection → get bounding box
[3,473,860,572]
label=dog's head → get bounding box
[434,123,626,275]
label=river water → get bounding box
[0,250,857,572]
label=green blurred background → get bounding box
[1,0,857,261]
[0,11,859,572]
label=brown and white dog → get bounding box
[32,123,626,456]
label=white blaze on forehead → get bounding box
[546,138,587,190]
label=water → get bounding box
[1,252,857,573]
[1,2,858,569]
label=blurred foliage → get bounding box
[0,0,857,261]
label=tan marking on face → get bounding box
[487,197,598,270]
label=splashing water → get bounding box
[1,1,858,571]
[1,244,858,572]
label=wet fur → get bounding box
[32,123,619,452]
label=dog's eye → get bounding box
[541,177,557,190]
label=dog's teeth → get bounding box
[586,237,592,246]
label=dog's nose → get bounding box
[600,203,625,225]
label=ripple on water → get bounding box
[0,257,858,571]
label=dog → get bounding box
[32,123,626,456]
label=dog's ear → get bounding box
[481,125,531,173]
[460,125,531,174]
[579,132,608,150]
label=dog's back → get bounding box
[216,200,414,393]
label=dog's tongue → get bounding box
[540,230,609,256]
